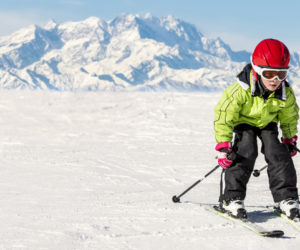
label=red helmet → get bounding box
[251,39,290,69]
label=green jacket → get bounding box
[214,64,299,143]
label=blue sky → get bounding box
[1,0,300,52]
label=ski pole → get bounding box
[253,145,300,177]
[253,165,268,177]
[172,165,220,203]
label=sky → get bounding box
[1,0,300,53]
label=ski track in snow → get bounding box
[0,91,300,250]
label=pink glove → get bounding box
[215,142,233,169]
[282,136,298,157]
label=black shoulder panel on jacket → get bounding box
[237,63,252,86]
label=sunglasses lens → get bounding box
[262,70,287,80]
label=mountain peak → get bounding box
[44,19,58,30]
[0,14,299,92]
[83,16,103,26]
[110,13,138,32]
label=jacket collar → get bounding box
[236,63,288,101]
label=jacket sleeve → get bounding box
[279,88,299,139]
[214,83,245,143]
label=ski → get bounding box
[207,205,284,238]
[268,206,300,232]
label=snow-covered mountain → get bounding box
[1,13,300,92]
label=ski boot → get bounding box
[277,198,300,220]
[221,199,247,219]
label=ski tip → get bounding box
[261,230,284,238]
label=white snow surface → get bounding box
[1,91,300,249]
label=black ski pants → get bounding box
[219,123,298,203]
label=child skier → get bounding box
[214,38,300,219]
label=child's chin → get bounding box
[267,86,277,91]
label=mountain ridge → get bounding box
[0,14,300,92]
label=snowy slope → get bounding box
[1,91,300,249]
[1,14,300,92]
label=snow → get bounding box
[0,13,296,92]
[1,90,300,249]
[2,14,300,92]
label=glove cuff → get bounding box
[215,142,232,151]
[282,135,298,144]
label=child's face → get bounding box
[261,77,282,91]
